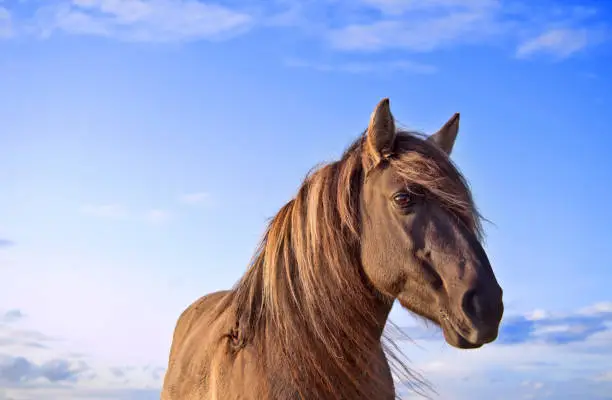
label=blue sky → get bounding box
[1,0,611,398]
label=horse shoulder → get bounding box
[161,291,229,399]
[161,291,266,400]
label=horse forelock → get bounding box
[390,132,484,240]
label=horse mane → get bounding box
[220,130,482,399]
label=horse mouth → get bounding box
[396,294,497,349]
[439,310,484,349]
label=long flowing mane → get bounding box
[219,130,482,399]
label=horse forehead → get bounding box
[367,165,407,194]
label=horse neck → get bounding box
[364,289,395,338]
[227,227,403,398]
[263,273,395,399]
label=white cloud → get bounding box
[0,350,163,400]
[1,0,607,61]
[359,0,500,16]
[395,328,612,399]
[580,302,612,315]
[390,302,612,398]
[78,191,215,224]
[31,0,254,42]
[0,239,14,249]
[594,371,612,382]
[179,192,211,205]
[2,290,612,400]
[327,13,495,53]
[1,310,25,323]
[325,0,503,52]
[323,1,607,58]
[143,209,172,224]
[284,57,437,74]
[0,306,167,398]
[80,205,174,223]
[516,28,592,59]
[525,309,549,321]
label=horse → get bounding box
[160,98,504,400]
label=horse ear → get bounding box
[428,113,460,155]
[365,98,396,164]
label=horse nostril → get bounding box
[462,289,483,322]
[460,286,504,344]
[462,287,504,324]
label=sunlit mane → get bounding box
[223,130,482,399]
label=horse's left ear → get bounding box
[365,98,396,165]
[428,113,460,155]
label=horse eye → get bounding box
[392,192,413,208]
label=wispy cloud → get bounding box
[516,28,599,59]
[12,0,254,42]
[0,239,14,248]
[1,0,608,61]
[581,302,612,315]
[393,302,612,399]
[501,302,612,345]
[0,308,164,399]
[1,310,25,324]
[594,371,612,382]
[358,0,500,16]
[179,192,211,205]
[0,355,89,385]
[2,301,612,399]
[397,301,612,346]
[324,1,608,57]
[144,209,172,224]
[79,192,214,223]
[80,204,174,225]
[0,310,58,350]
[284,58,437,74]
[258,0,610,61]
[327,1,501,52]
[390,301,612,398]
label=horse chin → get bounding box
[440,317,483,350]
[396,294,483,349]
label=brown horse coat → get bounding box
[161,99,504,399]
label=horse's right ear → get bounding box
[427,113,460,155]
[365,98,396,166]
